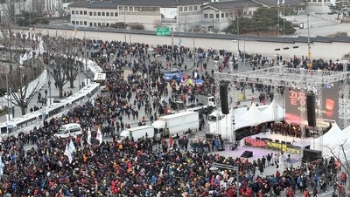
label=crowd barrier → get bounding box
[0,58,103,136]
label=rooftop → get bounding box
[69,0,209,8]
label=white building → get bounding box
[69,0,208,31]
[69,0,310,32]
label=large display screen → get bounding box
[284,82,339,124]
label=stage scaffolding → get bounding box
[214,66,350,153]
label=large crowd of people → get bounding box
[0,40,347,197]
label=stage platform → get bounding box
[251,132,312,148]
[242,132,312,155]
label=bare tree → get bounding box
[43,35,82,97]
[326,141,350,187]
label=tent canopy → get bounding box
[312,122,350,161]
[234,103,270,130]
[261,99,285,121]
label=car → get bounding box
[54,123,82,138]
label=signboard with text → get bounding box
[284,82,339,124]
[156,27,170,36]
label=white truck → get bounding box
[119,126,155,141]
[152,111,199,138]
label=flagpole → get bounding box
[277,0,280,37]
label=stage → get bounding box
[243,132,312,155]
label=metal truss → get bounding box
[215,67,349,87]
[214,66,350,129]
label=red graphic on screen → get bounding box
[284,83,339,124]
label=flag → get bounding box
[69,139,76,153]
[277,0,280,5]
[96,128,102,145]
[0,156,4,176]
[87,128,92,145]
[178,38,182,46]
[282,0,285,4]
[64,145,73,164]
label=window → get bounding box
[84,11,87,15]
[71,10,75,15]
[216,14,219,18]
[90,22,92,27]
[76,11,79,15]
[84,21,87,25]
[119,6,123,11]
[210,14,214,18]
[89,12,92,16]
[179,7,183,12]
[80,11,82,15]
[189,6,193,11]
[102,12,105,16]
[98,23,101,26]
[194,6,198,10]
[110,12,114,16]
[79,21,82,25]
[94,23,96,26]
[184,7,188,11]
[115,12,118,16]
[204,14,208,18]
[72,21,75,25]
[225,13,228,17]
[221,13,224,18]
[94,12,96,16]
[106,12,109,16]
[124,6,127,11]
[129,6,133,11]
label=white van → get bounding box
[54,123,82,138]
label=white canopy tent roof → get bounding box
[234,103,270,130]
[261,99,285,121]
[311,122,350,161]
[342,125,350,136]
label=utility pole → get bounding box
[236,15,240,54]
[171,27,174,59]
[124,9,126,43]
[307,13,311,69]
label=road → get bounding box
[0,72,87,123]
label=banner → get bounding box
[284,82,339,124]
[245,137,301,154]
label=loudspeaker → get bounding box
[306,93,316,127]
[241,150,253,158]
[220,83,229,114]
[302,149,322,163]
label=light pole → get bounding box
[243,39,246,67]
[277,4,280,36]
[307,13,311,69]
[124,9,126,43]
[236,14,240,54]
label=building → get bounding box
[69,0,310,32]
[69,0,207,30]
[201,0,261,32]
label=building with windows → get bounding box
[69,0,309,32]
[69,0,205,31]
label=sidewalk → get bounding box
[0,72,86,123]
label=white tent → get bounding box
[342,125,350,137]
[234,103,270,130]
[261,99,285,121]
[311,122,350,161]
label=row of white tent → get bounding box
[234,100,284,130]
[311,122,350,162]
